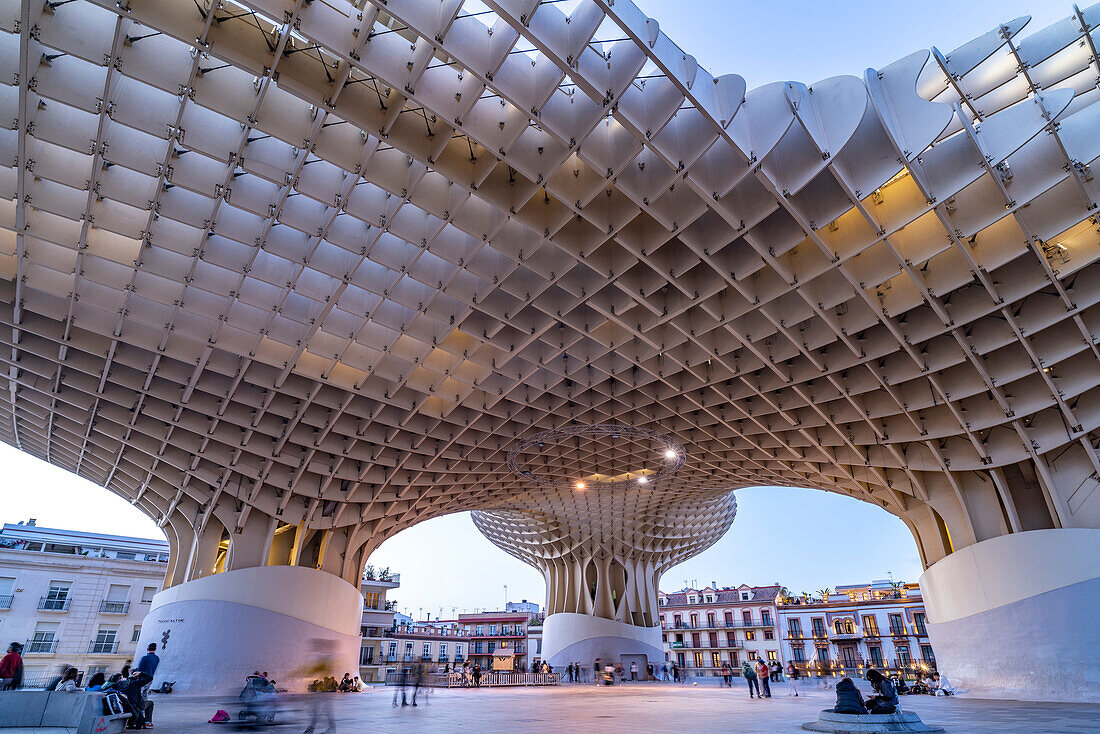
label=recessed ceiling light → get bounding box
[637,476,649,484]
[664,449,677,459]
[575,482,585,490]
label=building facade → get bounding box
[381,619,469,679]
[358,568,400,683]
[0,521,169,686]
[777,581,934,681]
[658,584,783,678]
[458,611,534,672]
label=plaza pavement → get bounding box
[149,680,1100,733]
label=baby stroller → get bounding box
[237,676,278,726]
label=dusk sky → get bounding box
[0,0,1067,619]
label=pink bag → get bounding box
[208,710,231,723]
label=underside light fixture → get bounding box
[575,481,586,490]
[664,449,677,459]
[637,475,649,484]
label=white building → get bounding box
[776,581,934,682]
[0,521,169,686]
[358,567,400,683]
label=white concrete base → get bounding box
[920,529,1100,701]
[541,612,664,669]
[803,709,944,733]
[136,566,363,694]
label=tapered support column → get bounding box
[920,529,1100,701]
[136,565,363,693]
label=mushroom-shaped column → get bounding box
[473,425,737,670]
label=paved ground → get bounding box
[149,680,1100,733]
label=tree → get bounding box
[777,586,792,604]
[888,580,905,599]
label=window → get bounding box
[487,642,495,654]
[693,652,703,669]
[422,643,431,660]
[363,592,380,610]
[792,647,805,662]
[141,587,157,603]
[476,625,484,635]
[29,622,60,653]
[742,610,752,625]
[869,647,884,667]
[474,642,483,654]
[835,619,845,635]
[726,632,736,646]
[659,597,666,605]
[914,612,927,635]
[862,614,879,635]
[897,646,911,665]
[91,627,118,654]
[688,595,697,604]
[741,592,749,601]
[706,612,716,627]
[788,618,802,638]
[889,614,905,635]
[404,642,413,660]
[102,584,130,614]
[766,650,778,662]
[42,582,71,610]
[489,625,496,635]
[387,642,397,660]
[745,630,755,641]
[761,609,772,626]
[131,625,142,642]
[710,652,721,668]
[920,644,935,665]
[455,644,464,659]
[87,665,108,678]
[723,611,733,626]
[673,615,682,628]
[116,551,136,560]
[690,613,698,627]
[360,646,374,665]
[763,630,774,640]
[815,646,829,663]
[705,594,715,603]
[691,633,700,648]
[439,643,447,660]
[659,615,666,628]
[811,618,825,638]
[708,632,718,647]
[728,651,739,666]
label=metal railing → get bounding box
[25,638,57,654]
[667,620,773,630]
[38,596,70,611]
[439,671,560,687]
[99,600,130,614]
[0,594,12,609]
[89,640,119,654]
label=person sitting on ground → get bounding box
[54,667,80,692]
[105,671,154,729]
[353,676,365,692]
[832,677,868,715]
[909,671,929,695]
[930,672,954,696]
[338,673,354,692]
[864,669,900,714]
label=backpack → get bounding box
[102,691,125,716]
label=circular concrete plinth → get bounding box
[802,709,945,733]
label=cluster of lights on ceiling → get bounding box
[574,448,681,490]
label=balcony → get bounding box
[26,639,57,654]
[89,640,119,654]
[454,656,465,663]
[668,620,773,631]
[420,655,432,661]
[828,630,863,641]
[889,628,908,637]
[438,655,449,663]
[863,628,881,638]
[0,594,12,609]
[38,597,70,611]
[99,600,130,614]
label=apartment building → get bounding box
[358,567,400,682]
[658,584,783,678]
[458,611,534,672]
[777,580,935,680]
[0,521,169,686]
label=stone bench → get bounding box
[803,709,945,733]
[0,691,129,734]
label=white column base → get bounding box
[136,566,363,694]
[920,528,1100,701]
[541,612,664,670]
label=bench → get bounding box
[0,691,129,734]
[803,709,945,733]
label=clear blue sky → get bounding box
[0,0,1067,617]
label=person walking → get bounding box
[741,660,760,698]
[755,658,771,698]
[593,658,601,685]
[672,663,679,683]
[392,666,409,707]
[786,662,800,696]
[0,642,23,690]
[629,661,638,681]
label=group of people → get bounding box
[833,669,899,715]
[905,670,954,696]
[738,658,801,698]
[307,673,364,693]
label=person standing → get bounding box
[786,662,800,696]
[136,642,159,696]
[0,642,23,690]
[629,661,638,681]
[741,660,759,698]
[593,658,601,685]
[755,658,771,698]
